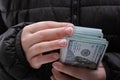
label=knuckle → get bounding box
[30,62,39,69]
[21,34,31,46]
[39,21,50,26]
[29,59,41,69]
[42,21,56,27]
[23,25,31,32]
[39,34,44,41]
[21,37,28,43]
[28,44,42,58]
[51,42,59,48]
[55,32,62,38]
[54,29,65,38]
[31,43,42,53]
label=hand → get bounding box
[51,62,106,80]
[21,21,74,69]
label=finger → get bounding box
[50,76,56,80]
[29,27,73,45]
[29,52,59,69]
[98,63,104,68]
[52,62,106,80]
[26,21,74,33]
[52,62,91,80]
[52,68,79,80]
[27,39,67,59]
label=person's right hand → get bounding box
[21,21,74,69]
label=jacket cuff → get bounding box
[16,30,28,64]
[15,22,32,64]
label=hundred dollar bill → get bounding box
[60,26,108,69]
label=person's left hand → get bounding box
[51,62,106,80]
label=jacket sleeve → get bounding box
[103,52,120,80]
[0,11,7,34]
[0,21,43,80]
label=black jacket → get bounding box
[0,0,120,80]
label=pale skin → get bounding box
[21,21,106,80]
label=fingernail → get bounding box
[53,62,61,69]
[58,39,67,47]
[65,27,73,36]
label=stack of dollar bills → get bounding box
[60,26,108,69]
